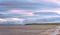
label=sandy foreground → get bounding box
[0,25,60,35]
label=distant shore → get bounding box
[25,23,60,25]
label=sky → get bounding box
[0,0,60,24]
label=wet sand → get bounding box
[0,25,59,35]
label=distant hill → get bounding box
[25,23,60,25]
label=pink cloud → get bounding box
[28,0,60,5]
[41,0,60,5]
[42,0,56,2]
[26,0,56,3]
[9,9,34,16]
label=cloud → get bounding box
[0,1,40,10]
[0,18,25,22]
[34,12,58,16]
[36,8,60,14]
[24,16,60,23]
[8,9,34,16]
[0,9,35,18]
[0,18,7,22]
[26,16,60,20]
[6,18,25,21]
[26,0,60,5]
[36,17,60,23]
[0,0,59,11]
[23,0,55,3]
[42,0,60,5]
[41,0,56,3]
[0,18,25,24]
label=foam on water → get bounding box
[52,26,60,35]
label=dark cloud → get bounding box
[23,17,60,23]
[34,12,59,16]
